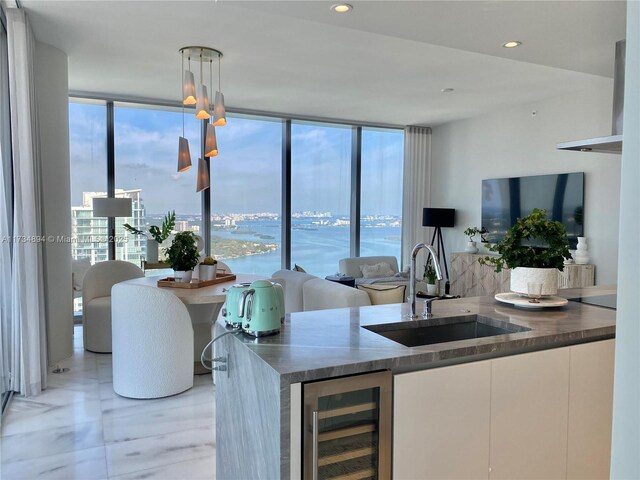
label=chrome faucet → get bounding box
[409,243,443,319]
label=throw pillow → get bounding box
[357,284,406,305]
[360,262,395,279]
[293,264,306,273]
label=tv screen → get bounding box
[482,172,584,249]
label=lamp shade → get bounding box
[196,157,210,192]
[182,70,196,105]
[422,208,455,228]
[205,124,218,157]
[177,136,192,172]
[212,91,226,126]
[195,85,210,120]
[93,197,132,217]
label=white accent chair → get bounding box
[82,260,144,353]
[112,283,194,399]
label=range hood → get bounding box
[557,40,625,154]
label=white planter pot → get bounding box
[464,241,479,254]
[173,270,193,283]
[574,236,590,265]
[426,283,438,295]
[146,239,159,263]
[510,267,558,296]
[199,264,217,282]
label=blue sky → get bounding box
[69,102,403,216]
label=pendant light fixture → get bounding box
[205,58,218,157]
[196,157,210,192]
[213,52,226,127]
[182,52,196,105]
[178,46,224,190]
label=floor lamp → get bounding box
[93,197,132,260]
[422,207,455,294]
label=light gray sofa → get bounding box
[338,256,408,286]
[272,269,371,313]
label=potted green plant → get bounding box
[479,208,571,296]
[423,257,438,295]
[165,231,200,283]
[463,226,487,253]
[199,255,218,282]
[123,210,176,263]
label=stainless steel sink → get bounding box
[363,314,530,347]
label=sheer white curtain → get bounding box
[401,126,432,268]
[0,19,12,401]
[6,9,47,396]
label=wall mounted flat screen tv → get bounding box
[482,172,584,249]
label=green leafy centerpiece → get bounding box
[423,257,438,295]
[123,211,175,263]
[479,208,571,296]
[165,231,200,283]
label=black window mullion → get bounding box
[106,101,115,260]
[350,126,362,257]
[281,119,292,270]
[201,119,211,256]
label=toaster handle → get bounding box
[238,289,255,319]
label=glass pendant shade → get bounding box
[177,136,192,172]
[196,157,210,192]
[182,70,196,105]
[213,91,226,126]
[205,123,218,157]
[195,85,210,120]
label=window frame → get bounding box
[69,94,404,270]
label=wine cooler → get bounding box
[303,370,392,480]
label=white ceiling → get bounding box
[21,0,626,126]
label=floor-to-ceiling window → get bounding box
[114,103,201,268]
[211,115,282,275]
[360,128,404,261]
[68,97,404,277]
[68,100,108,313]
[291,122,351,277]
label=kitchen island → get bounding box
[214,287,616,480]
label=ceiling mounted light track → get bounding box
[177,46,226,190]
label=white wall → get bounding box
[34,41,73,366]
[611,1,640,477]
[430,83,620,284]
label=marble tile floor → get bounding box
[0,325,216,480]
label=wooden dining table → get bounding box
[120,273,265,304]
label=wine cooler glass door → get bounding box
[303,370,392,480]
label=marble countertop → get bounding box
[217,286,616,384]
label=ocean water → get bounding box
[211,217,400,277]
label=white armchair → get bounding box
[111,284,194,398]
[82,260,144,353]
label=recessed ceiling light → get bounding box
[331,4,353,13]
[441,88,455,93]
[502,41,522,48]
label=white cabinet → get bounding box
[490,348,571,480]
[393,340,614,480]
[567,339,615,479]
[394,360,491,479]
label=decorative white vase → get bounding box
[146,238,159,263]
[510,267,558,296]
[426,283,438,295]
[574,237,590,265]
[464,241,478,253]
[173,270,193,283]
[199,264,217,282]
